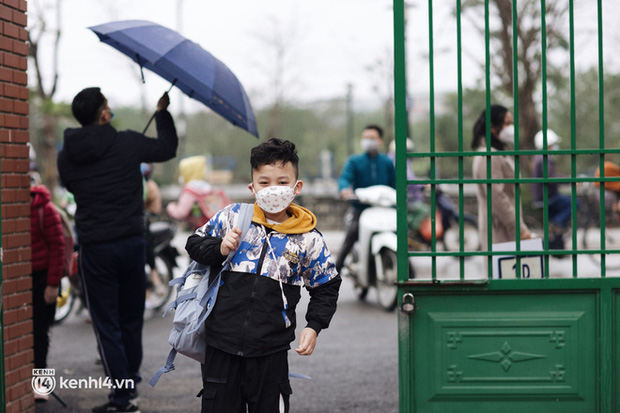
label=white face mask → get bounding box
[252,183,298,214]
[361,138,380,153]
[498,124,515,144]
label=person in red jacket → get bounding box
[30,184,64,401]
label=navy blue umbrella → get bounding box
[89,20,258,138]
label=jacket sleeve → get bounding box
[305,275,342,335]
[185,233,227,266]
[139,110,179,163]
[488,156,530,236]
[387,157,396,189]
[42,204,65,287]
[338,157,355,191]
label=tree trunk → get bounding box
[41,111,59,191]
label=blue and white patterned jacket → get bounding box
[186,203,341,357]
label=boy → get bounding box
[186,138,341,413]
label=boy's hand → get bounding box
[295,327,317,356]
[220,227,242,256]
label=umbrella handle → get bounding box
[142,82,176,135]
[143,112,157,135]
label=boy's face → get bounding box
[249,161,302,195]
[249,161,303,220]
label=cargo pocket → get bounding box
[200,388,217,412]
[278,381,293,413]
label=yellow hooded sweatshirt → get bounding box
[251,203,317,234]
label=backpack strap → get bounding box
[164,203,254,318]
[189,203,254,332]
[149,348,178,386]
[150,203,255,387]
[220,203,254,267]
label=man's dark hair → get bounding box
[71,87,106,126]
[364,124,384,138]
[251,138,299,178]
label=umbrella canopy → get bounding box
[89,20,258,138]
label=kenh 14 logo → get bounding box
[32,369,56,396]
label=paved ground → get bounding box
[34,227,620,412]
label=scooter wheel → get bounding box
[354,285,369,301]
[376,248,398,311]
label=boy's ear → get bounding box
[294,180,303,195]
[248,183,255,194]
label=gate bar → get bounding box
[569,0,579,278]
[393,0,409,289]
[596,0,607,277]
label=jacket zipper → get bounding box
[237,230,271,356]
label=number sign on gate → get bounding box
[497,255,544,279]
[492,239,544,279]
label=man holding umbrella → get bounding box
[58,88,178,413]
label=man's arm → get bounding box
[141,93,179,163]
[338,157,356,199]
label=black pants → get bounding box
[81,235,145,406]
[201,346,292,413]
[32,270,56,369]
[335,207,364,273]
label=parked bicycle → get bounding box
[54,251,82,323]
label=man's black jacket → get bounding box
[58,110,177,244]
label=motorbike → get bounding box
[54,215,180,323]
[144,216,180,311]
[341,185,415,312]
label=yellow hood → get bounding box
[252,203,317,234]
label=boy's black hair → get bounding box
[71,87,106,126]
[364,124,384,138]
[251,138,299,178]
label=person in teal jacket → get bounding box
[336,125,396,272]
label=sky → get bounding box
[29,0,620,116]
[31,0,400,113]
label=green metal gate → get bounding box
[394,1,620,411]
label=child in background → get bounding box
[185,138,341,413]
[166,156,231,229]
[30,184,64,402]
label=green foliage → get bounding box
[548,68,620,174]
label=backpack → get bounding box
[39,204,75,278]
[149,203,254,386]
